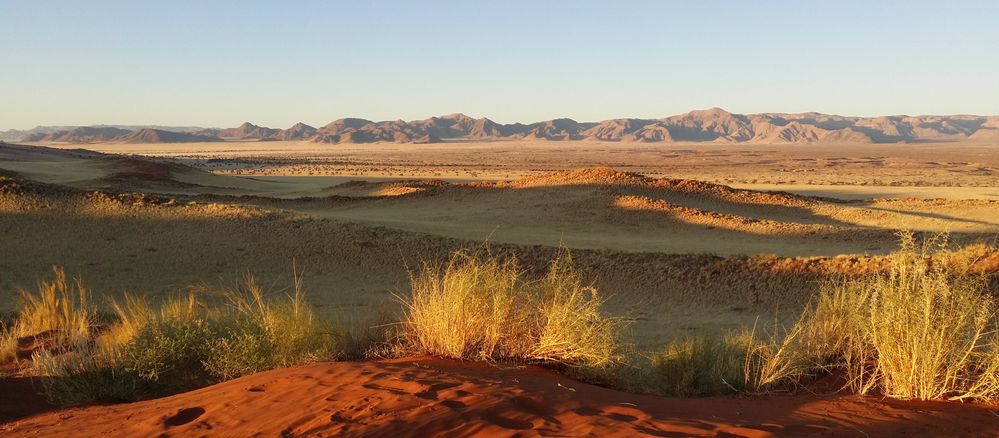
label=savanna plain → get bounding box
[2,138,999,436]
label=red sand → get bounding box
[2,357,998,437]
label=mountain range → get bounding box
[4,108,998,144]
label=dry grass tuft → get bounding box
[400,248,620,368]
[0,322,16,363]
[0,267,96,361]
[804,232,999,401]
[647,321,813,397]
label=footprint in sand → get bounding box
[572,406,603,417]
[482,409,534,431]
[607,412,638,422]
[164,407,206,427]
[513,395,556,417]
[414,381,461,400]
[440,400,467,410]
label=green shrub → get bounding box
[121,317,217,391]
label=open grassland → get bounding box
[28,139,999,188]
[3,144,998,257]
[4,141,999,435]
[3,171,998,346]
[4,231,999,409]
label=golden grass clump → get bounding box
[0,322,16,363]
[1,267,95,361]
[805,232,999,401]
[401,249,620,367]
[740,321,813,393]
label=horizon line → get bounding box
[4,107,999,132]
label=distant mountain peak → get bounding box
[8,110,998,145]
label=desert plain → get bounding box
[1,132,999,436]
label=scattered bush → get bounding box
[645,233,999,400]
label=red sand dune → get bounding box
[2,357,998,437]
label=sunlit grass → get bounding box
[804,232,999,401]
[400,248,621,368]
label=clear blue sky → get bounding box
[2,0,998,130]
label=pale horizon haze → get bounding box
[1,0,998,130]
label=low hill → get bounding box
[116,129,223,143]
[37,127,133,143]
[217,122,281,139]
[7,125,206,142]
[314,118,441,144]
[274,122,317,140]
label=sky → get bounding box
[1,0,998,130]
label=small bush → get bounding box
[122,317,217,390]
[202,322,273,380]
[218,275,333,370]
[401,248,620,367]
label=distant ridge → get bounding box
[215,122,281,139]
[305,108,997,145]
[116,129,224,143]
[8,108,999,144]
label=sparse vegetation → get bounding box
[10,269,339,405]
[643,320,813,397]
[5,233,999,406]
[400,248,621,368]
[639,232,999,400]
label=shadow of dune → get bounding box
[862,205,999,227]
